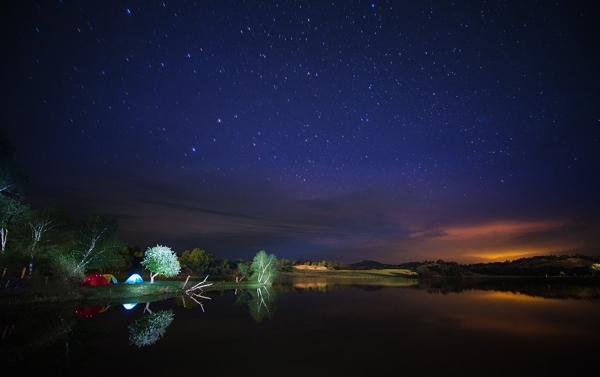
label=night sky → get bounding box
[2,1,599,263]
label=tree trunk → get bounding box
[1,228,7,253]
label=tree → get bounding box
[24,208,60,276]
[141,245,181,283]
[249,250,280,286]
[235,261,251,282]
[113,245,145,273]
[179,248,214,275]
[69,212,125,271]
[0,130,30,254]
[0,195,29,253]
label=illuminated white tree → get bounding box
[70,212,124,271]
[249,250,280,286]
[141,245,181,283]
[0,130,30,253]
[25,208,58,276]
[0,195,28,253]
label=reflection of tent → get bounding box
[103,274,118,284]
[81,274,109,286]
[123,303,138,310]
[125,274,143,284]
[76,306,104,317]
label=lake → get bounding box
[2,277,599,376]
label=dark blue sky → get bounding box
[2,0,599,263]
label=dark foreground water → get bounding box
[2,277,600,376]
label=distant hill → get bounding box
[467,256,599,276]
[348,255,600,277]
[349,260,385,269]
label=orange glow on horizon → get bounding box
[438,220,563,240]
[401,219,574,263]
[464,249,540,261]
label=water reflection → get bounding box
[128,309,174,347]
[418,276,600,299]
[75,305,106,317]
[274,276,419,293]
[1,277,599,375]
[234,286,278,322]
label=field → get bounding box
[289,266,419,278]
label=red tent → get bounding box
[81,274,109,286]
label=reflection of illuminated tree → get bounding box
[235,286,277,323]
[128,310,174,347]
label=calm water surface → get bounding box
[3,278,599,376]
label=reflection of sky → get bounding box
[425,290,596,337]
[2,1,599,263]
[57,286,600,376]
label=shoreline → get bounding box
[2,270,599,306]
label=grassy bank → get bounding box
[0,279,269,306]
[0,268,419,305]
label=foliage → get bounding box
[179,248,231,276]
[179,248,214,275]
[249,250,280,285]
[0,194,29,253]
[234,261,251,281]
[0,130,30,254]
[68,212,125,271]
[591,263,600,275]
[141,245,181,283]
[110,245,145,273]
[280,258,349,271]
[48,253,86,284]
[128,310,174,347]
[22,208,62,276]
[211,258,231,276]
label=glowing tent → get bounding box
[125,274,144,284]
[103,274,118,284]
[81,274,109,286]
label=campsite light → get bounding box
[123,303,138,310]
[125,273,144,284]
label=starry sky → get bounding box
[2,0,599,264]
